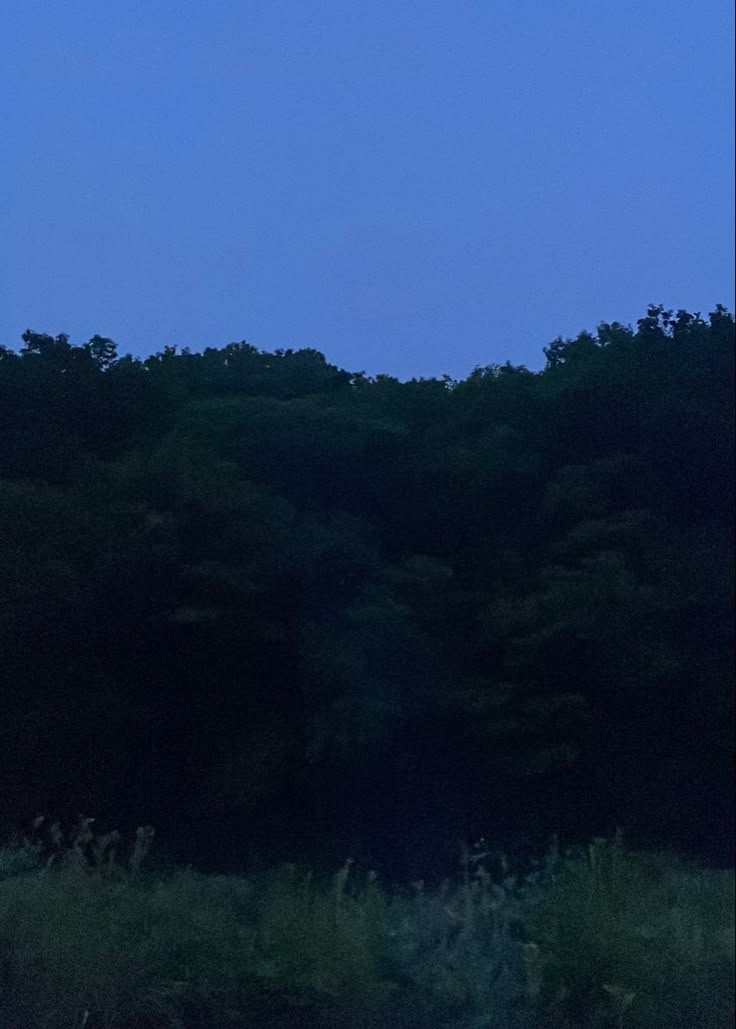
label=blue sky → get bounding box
[2,0,733,380]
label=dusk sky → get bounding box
[2,0,733,381]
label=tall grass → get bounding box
[524,832,735,1028]
[0,820,732,1028]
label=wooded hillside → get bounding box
[1,304,732,882]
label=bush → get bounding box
[526,833,735,1028]
[0,825,253,1027]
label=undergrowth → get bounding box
[0,819,732,1028]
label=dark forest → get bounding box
[1,303,733,885]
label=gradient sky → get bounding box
[2,0,733,381]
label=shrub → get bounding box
[525,833,735,1028]
[249,860,394,1007]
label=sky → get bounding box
[2,0,733,381]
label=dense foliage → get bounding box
[0,306,733,881]
[1,831,733,1029]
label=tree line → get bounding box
[0,305,733,882]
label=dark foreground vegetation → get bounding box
[0,826,733,1028]
[0,304,733,1023]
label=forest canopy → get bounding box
[0,305,733,882]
